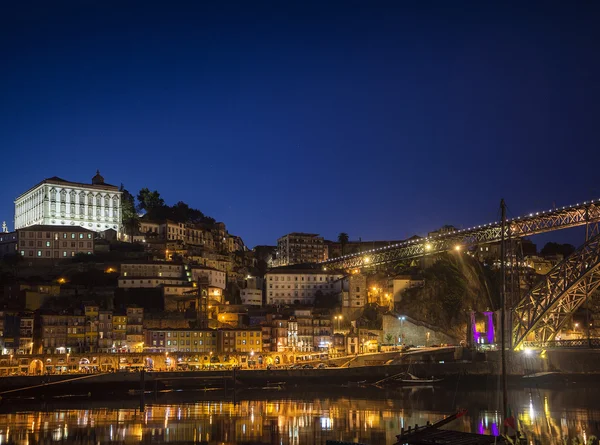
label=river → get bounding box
[0,385,597,444]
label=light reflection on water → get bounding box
[0,387,597,444]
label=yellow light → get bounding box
[425,244,432,251]
[364,257,370,263]
[372,287,377,292]
[57,278,66,284]
[454,245,461,251]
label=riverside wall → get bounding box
[0,348,598,395]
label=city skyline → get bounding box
[2,1,599,248]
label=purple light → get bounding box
[491,423,499,436]
[478,421,485,435]
[484,311,495,344]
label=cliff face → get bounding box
[400,253,496,338]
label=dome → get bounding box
[92,170,105,185]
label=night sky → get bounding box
[1,1,599,249]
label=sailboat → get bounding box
[393,199,526,445]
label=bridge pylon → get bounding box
[512,233,600,350]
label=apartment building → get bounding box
[218,328,262,354]
[241,288,262,306]
[265,267,344,305]
[0,312,34,354]
[144,328,218,354]
[15,225,95,260]
[274,233,328,266]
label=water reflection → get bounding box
[0,387,598,444]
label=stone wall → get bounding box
[382,314,458,346]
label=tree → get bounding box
[338,232,349,256]
[540,242,576,258]
[137,188,165,213]
[120,185,140,241]
[385,333,394,344]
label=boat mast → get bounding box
[500,198,508,434]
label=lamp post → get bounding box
[398,316,405,346]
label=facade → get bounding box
[265,267,344,305]
[3,282,61,311]
[14,172,122,234]
[275,233,328,266]
[126,307,144,351]
[38,307,143,354]
[0,231,17,258]
[137,219,244,253]
[390,276,424,303]
[145,328,218,354]
[241,288,262,306]
[118,263,226,290]
[343,274,367,308]
[15,225,95,260]
[217,328,262,354]
[0,312,34,354]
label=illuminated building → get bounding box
[265,267,344,306]
[14,171,122,235]
[274,233,328,266]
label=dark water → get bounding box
[0,386,598,444]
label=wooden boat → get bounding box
[248,381,286,390]
[394,372,443,385]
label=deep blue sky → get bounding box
[1,1,599,249]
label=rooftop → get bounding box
[18,224,96,233]
[16,174,120,200]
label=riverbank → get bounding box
[1,359,599,398]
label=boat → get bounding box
[392,372,443,386]
[342,380,367,388]
[373,371,443,388]
[248,381,286,390]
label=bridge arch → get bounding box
[513,233,600,350]
[29,359,43,375]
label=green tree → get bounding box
[338,232,349,256]
[385,333,393,344]
[120,185,141,241]
[541,242,576,258]
[137,188,165,213]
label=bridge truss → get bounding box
[321,199,600,271]
[512,232,600,350]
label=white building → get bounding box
[241,288,262,306]
[265,267,344,305]
[118,262,226,290]
[14,171,122,235]
[191,266,226,289]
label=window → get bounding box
[63,251,67,257]
[37,251,42,257]
[63,233,67,239]
[71,233,75,239]
[46,241,50,247]
[79,234,84,239]
[87,234,92,239]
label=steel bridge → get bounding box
[513,232,600,350]
[317,198,600,351]
[321,199,600,271]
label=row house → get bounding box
[38,306,144,354]
[137,219,241,253]
[217,328,262,354]
[0,312,34,355]
[144,328,218,354]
